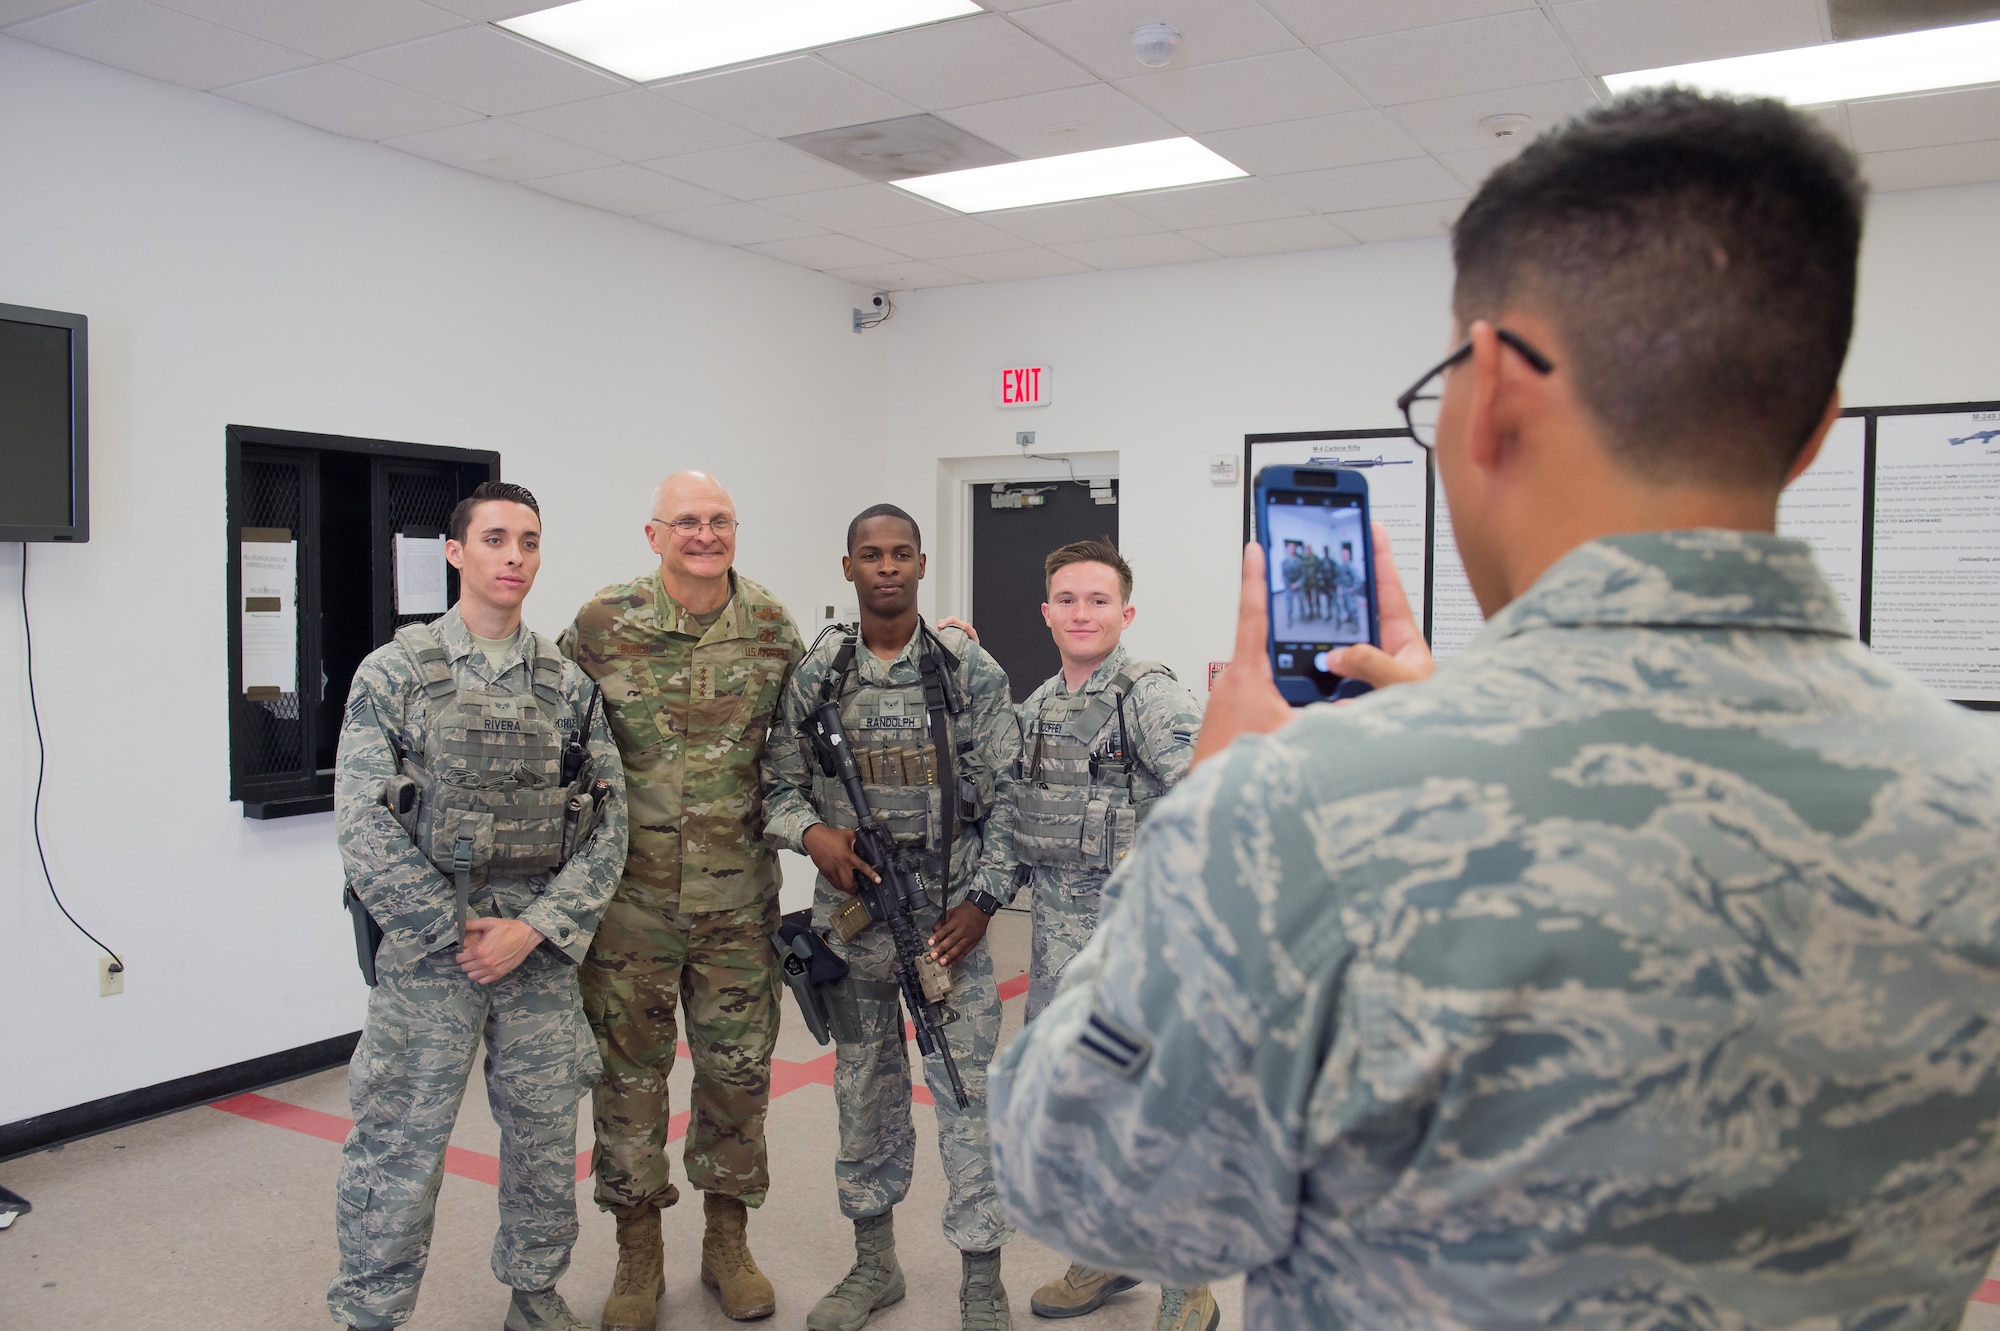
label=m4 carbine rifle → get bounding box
[807,696,969,1109]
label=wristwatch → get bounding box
[966,890,1001,917]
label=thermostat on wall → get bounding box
[1209,455,1239,485]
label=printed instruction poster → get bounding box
[1869,409,2000,702]
[394,533,449,616]
[241,534,297,695]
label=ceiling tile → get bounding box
[939,83,1179,159]
[1115,48,1366,133]
[1272,155,1466,212]
[1197,108,1424,174]
[826,260,978,290]
[8,0,312,90]
[744,234,912,271]
[1258,0,1531,45]
[819,12,1094,111]
[644,140,868,199]
[1321,10,1580,105]
[216,63,480,141]
[344,24,626,117]
[149,0,463,61]
[1385,79,1599,154]
[511,91,755,160]
[1324,196,1466,243]
[849,216,1036,258]
[1860,138,2000,192]
[657,56,920,139]
[1548,0,1823,74]
[1796,102,1852,150]
[421,0,542,17]
[0,1,98,24]
[1008,0,1301,81]
[1180,214,1359,256]
[763,183,958,230]
[1119,177,1309,227]
[979,197,1166,244]
[1050,231,1221,268]
[525,163,730,215]
[383,117,618,181]
[1848,86,2000,154]
[1435,140,1526,190]
[937,248,1095,281]
[641,202,827,245]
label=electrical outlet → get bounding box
[99,955,125,997]
[1016,431,1036,449]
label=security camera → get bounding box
[870,292,889,309]
[1132,22,1180,68]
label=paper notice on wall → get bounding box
[1868,408,2000,702]
[1776,414,1867,637]
[1427,485,1483,661]
[1247,435,1432,634]
[242,535,297,696]
[394,534,449,615]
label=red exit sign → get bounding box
[997,364,1050,408]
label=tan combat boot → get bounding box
[960,1248,1010,1331]
[1029,1263,1140,1318]
[806,1210,906,1331]
[1153,1286,1219,1331]
[601,1205,663,1331]
[700,1193,776,1321]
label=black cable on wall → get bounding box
[19,543,122,973]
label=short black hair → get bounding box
[1452,88,1864,487]
[847,503,921,553]
[449,480,540,544]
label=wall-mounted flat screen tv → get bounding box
[0,302,89,543]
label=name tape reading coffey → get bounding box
[998,364,1050,408]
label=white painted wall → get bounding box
[0,36,883,1124]
[880,178,2000,693]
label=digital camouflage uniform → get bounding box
[1014,645,1201,1023]
[993,531,2000,1331]
[329,606,628,1330]
[761,622,1020,1252]
[559,569,803,1214]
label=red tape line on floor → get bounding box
[1976,1279,2000,1305]
[210,970,1037,1185]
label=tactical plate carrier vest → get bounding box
[387,622,597,879]
[811,625,996,870]
[1015,662,1172,871]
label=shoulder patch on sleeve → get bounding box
[345,693,375,728]
[1077,1005,1151,1079]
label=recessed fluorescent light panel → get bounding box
[500,0,982,83]
[891,138,1248,213]
[1603,18,2000,105]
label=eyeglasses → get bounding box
[1396,327,1556,450]
[651,516,738,536]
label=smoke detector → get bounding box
[1132,22,1181,68]
[1478,113,1534,140]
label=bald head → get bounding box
[651,470,734,522]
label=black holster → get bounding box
[343,883,384,987]
[773,908,847,1046]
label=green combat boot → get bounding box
[502,1286,588,1331]
[600,1205,663,1331]
[1153,1286,1219,1331]
[1029,1263,1140,1318]
[701,1193,776,1321]
[961,1248,1010,1331]
[807,1211,906,1331]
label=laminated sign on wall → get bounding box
[240,527,296,700]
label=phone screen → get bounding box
[1264,488,1373,697]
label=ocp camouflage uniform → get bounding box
[329,606,627,1330]
[559,569,802,1214]
[760,622,1020,1251]
[1013,645,1201,1023]
[992,531,2000,1331]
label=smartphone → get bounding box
[1254,465,1380,705]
